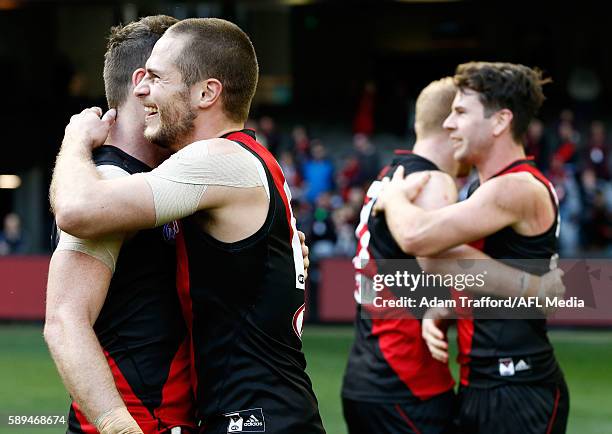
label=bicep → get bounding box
[85,175,157,235]
[142,140,265,225]
[55,172,156,238]
[417,181,520,255]
[46,250,113,324]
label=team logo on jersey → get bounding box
[293,303,306,339]
[498,358,515,376]
[224,408,265,432]
[162,220,180,241]
[298,273,305,285]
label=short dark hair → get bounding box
[167,18,259,123]
[454,62,551,142]
[103,15,178,108]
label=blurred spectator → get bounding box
[332,205,358,257]
[548,157,581,255]
[554,120,578,165]
[279,150,303,200]
[353,81,376,135]
[0,213,29,255]
[302,140,335,203]
[292,125,311,164]
[337,155,360,200]
[259,116,281,156]
[578,168,612,249]
[584,190,612,250]
[352,133,381,185]
[337,135,381,200]
[525,119,552,172]
[309,192,337,259]
[582,120,610,180]
[345,186,366,212]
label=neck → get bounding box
[475,136,526,182]
[412,133,455,175]
[174,110,245,151]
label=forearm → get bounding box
[418,245,541,298]
[384,193,435,256]
[44,251,137,431]
[44,314,125,424]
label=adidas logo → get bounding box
[244,415,263,427]
[515,359,531,372]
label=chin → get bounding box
[144,127,158,141]
[453,149,465,161]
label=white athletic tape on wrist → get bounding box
[94,407,143,434]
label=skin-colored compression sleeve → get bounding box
[142,140,265,226]
[55,165,127,272]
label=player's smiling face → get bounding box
[134,33,196,150]
[443,89,495,164]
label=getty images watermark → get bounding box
[355,258,612,321]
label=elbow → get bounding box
[397,230,429,257]
[43,315,65,353]
[418,257,437,273]
[54,199,97,239]
[44,306,90,352]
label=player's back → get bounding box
[67,146,195,434]
[342,151,455,403]
[175,130,324,434]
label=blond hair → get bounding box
[414,77,456,139]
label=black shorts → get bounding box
[342,390,457,434]
[456,380,569,434]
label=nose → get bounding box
[134,76,150,98]
[443,113,455,131]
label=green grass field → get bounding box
[0,324,611,434]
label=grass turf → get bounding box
[0,324,610,433]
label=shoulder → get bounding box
[407,170,456,194]
[177,138,246,158]
[410,170,458,210]
[429,171,457,192]
[478,172,549,210]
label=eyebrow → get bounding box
[146,66,162,76]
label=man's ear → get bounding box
[132,68,146,87]
[493,108,513,137]
[197,79,223,109]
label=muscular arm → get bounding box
[419,244,562,299]
[44,251,140,432]
[379,167,561,299]
[46,162,142,433]
[382,170,546,257]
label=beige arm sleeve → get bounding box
[142,139,265,226]
[55,165,127,273]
